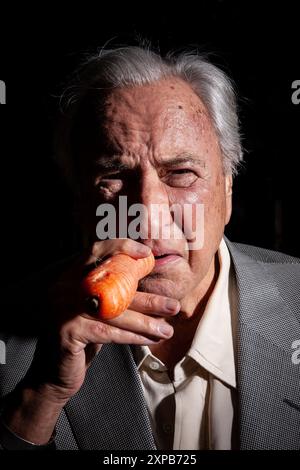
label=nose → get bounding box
[135,169,173,242]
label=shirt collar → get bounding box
[133,344,153,370]
[132,238,236,388]
[187,238,236,388]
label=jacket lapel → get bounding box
[227,240,300,449]
[65,343,156,450]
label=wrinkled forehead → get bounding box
[106,77,206,114]
[104,78,208,126]
[72,77,220,170]
[97,78,216,152]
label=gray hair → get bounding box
[57,45,243,187]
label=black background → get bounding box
[0,0,299,283]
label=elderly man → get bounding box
[0,46,299,451]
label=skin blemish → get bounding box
[178,105,183,109]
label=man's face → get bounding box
[82,78,232,307]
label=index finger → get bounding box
[129,291,181,317]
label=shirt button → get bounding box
[149,361,160,371]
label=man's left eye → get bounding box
[172,169,194,174]
[164,169,197,187]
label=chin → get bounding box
[138,273,190,300]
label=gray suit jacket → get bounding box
[0,240,299,450]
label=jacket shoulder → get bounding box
[228,240,300,324]
[230,242,300,265]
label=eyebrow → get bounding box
[94,156,132,172]
[94,154,205,172]
[160,155,206,169]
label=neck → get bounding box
[177,253,220,321]
[149,254,220,369]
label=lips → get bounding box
[138,243,183,270]
[154,254,182,269]
[149,248,183,269]
[152,248,182,258]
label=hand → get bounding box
[3,239,180,445]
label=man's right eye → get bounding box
[102,172,123,179]
[94,173,123,186]
[94,168,136,193]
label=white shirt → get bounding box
[133,239,237,450]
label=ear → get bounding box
[224,174,233,225]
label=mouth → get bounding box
[153,251,182,268]
[154,254,168,259]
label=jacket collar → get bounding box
[226,239,300,449]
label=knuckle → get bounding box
[91,321,110,339]
[138,315,157,335]
[144,295,155,311]
[152,316,166,335]
[149,320,160,335]
[60,325,80,354]
[91,242,102,259]
[120,238,132,252]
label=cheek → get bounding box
[167,188,207,246]
[199,178,227,260]
[168,187,208,207]
[99,185,123,201]
[206,176,227,221]
[167,180,226,245]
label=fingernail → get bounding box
[158,323,174,338]
[165,299,180,313]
